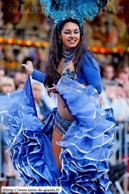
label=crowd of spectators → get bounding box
[100,63,129,194]
[100,64,129,123]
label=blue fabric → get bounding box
[0,75,119,193]
[24,76,37,117]
[0,80,60,186]
[64,55,73,63]
[37,99,51,120]
[56,77,119,193]
[77,53,102,94]
[32,53,102,94]
[32,69,45,84]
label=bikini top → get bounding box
[59,55,77,81]
[32,52,102,94]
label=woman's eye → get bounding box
[74,31,79,34]
[64,30,79,34]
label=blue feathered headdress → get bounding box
[40,0,111,26]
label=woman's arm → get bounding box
[82,53,102,94]
[22,61,46,83]
[32,70,46,83]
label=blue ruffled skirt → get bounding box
[0,76,119,193]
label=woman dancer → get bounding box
[22,18,102,172]
[0,0,119,193]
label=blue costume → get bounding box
[0,51,119,193]
[32,53,102,94]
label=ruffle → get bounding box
[55,77,119,193]
[0,76,119,193]
[0,77,61,187]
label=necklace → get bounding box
[60,49,75,74]
[62,49,75,58]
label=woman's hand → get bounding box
[47,84,58,94]
[38,114,44,122]
[22,61,34,76]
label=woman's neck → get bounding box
[62,48,75,58]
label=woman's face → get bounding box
[59,22,80,51]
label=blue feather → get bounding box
[40,0,111,25]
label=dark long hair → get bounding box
[44,18,93,87]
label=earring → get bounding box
[59,39,63,44]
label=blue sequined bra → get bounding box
[60,50,77,81]
[62,68,77,81]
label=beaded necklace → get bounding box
[60,49,75,74]
[62,49,75,58]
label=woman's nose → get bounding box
[70,32,74,37]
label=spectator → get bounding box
[14,71,27,86]
[116,83,129,121]
[15,80,25,90]
[31,81,51,123]
[0,68,5,81]
[101,64,114,88]
[121,81,129,194]
[0,76,24,190]
[117,70,129,86]
[119,81,129,120]
[7,69,16,83]
[101,82,124,122]
[0,76,15,95]
[125,82,129,100]
[0,76,16,190]
[21,71,27,83]
[115,79,125,98]
[118,64,129,76]
[14,71,22,85]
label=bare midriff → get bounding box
[52,94,74,172]
[52,58,87,172]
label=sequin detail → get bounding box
[62,49,75,58]
[62,68,77,80]
[53,111,73,136]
